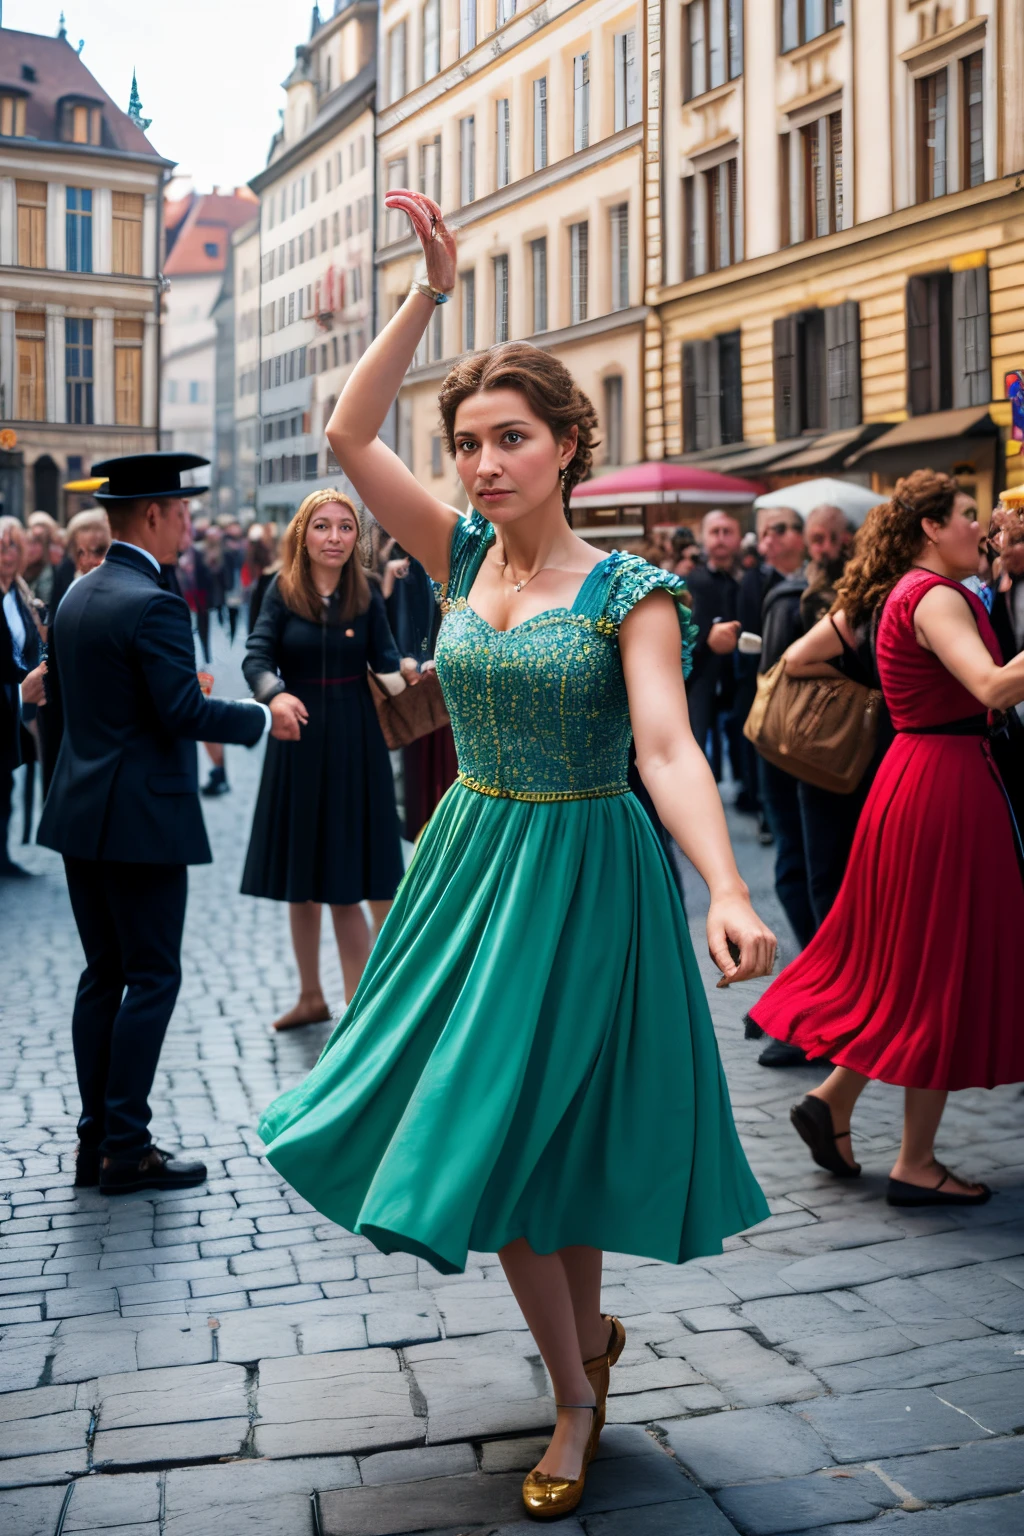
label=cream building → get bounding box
[375,0,645,506]
[644,0,1024,516]
[0,21,169,523]
[248,1,376,523]
[229,221,261,514]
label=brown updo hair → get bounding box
[438,342,599,514]
[832,469,961,629]
[277,489,370,624]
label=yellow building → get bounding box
[375,0,646,509]
[644,0,1024,518]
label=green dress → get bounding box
[258,512,768,1274]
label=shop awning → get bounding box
[690,438,814,474]
[771,425,887,473]
[845,408,998,472]
[571,462,762,509]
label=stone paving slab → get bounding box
[1,627,1022,1533]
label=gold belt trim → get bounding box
[457,772,630,803]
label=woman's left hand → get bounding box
[707,893,777,986]
[400,657,421,686]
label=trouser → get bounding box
[757,757,815,950]
[733,667,761,814]
[64,857,188,1160]
[0,768,13,864]
[797,779,867,930]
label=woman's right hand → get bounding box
[269,692,308,742]
[383,191,457,295]
[22,661,47,706]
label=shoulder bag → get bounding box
[367,668,451,750]
[742,658,882,795]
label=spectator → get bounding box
[241,491,418,1030]
[672,527,700,579]
[50,509,111,612]
[244,523,277,630]
[1,517,47,878]
[221,518,246,643]
[801,504,855,630]
[684,511,743,772]
[25,513,64,611]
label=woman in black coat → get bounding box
[241,491,418,1031]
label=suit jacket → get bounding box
[684,562,739,706]
[1,584,42,773]
[37,543,265,865]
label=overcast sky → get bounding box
[3,0,321,192]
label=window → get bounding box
[781,0,843,52]
[962,53,984,190]
[493,254,509,343]
[15,311,45,421]
[386,158,408,243]
[802,112,843,237]
[112,192,144,275]
[614,31,640,131]
[388,20,407,103]
[419,135,442,203]
[683,332,743,450]
[60,100,101,145]
[167,379,179,404]
[603,375,623,465]
[531,238,548,333]
[610,204,629,311]
[65,187,93,273]
[422,0,441,80]
[332,211,341,245]
[357,196,369,232]
[533,78,548,171]
[907,265,989,415]
[917,69,948,201]
[1,93,27,137]
[496,98,511,188]
[431,435,444,476]
[461,268,476,350]
[573,54,590,152]
[685,0,742,99]
[345,205,353,239]
[311,170,318,202]
[460,0,477,55]
[773,301,861,436]
[707,159,740,271]
[431,304,444,363]
[497,0,516,23]
[65,318,94,425]
[114,317,143,426]
[570,221,588,324]
[16,181,46,269]
[461,116,476,204]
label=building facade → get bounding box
[229,221,261,515]
[375,0,645,509]
[0,22,170,522]
[645,0,1024,516]
[248,0,377,523]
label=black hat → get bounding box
[91,452,209,502]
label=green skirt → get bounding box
[258,783,768,1275]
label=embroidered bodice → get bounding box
[433,511,696,801]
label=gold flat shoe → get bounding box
[522,1404,598,1521]
[583,1314,626,1434]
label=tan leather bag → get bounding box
[368,669,451,750]
[742,659,882,795]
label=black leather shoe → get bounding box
[743,1012,765,1041]
[74,1143,100,1188]
[759,1040,809,1068]
[201,767,230,797]
[100,1146,207,1195]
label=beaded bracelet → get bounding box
[410,278,450,305]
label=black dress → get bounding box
[241,576,405,904]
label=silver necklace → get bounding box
[501,555,545,593]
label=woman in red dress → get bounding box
[749,470,1024,1206]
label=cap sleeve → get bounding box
[600,553,699,679]
[433,508,493,605]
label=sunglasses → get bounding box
[82,542,110,558]
[764,522,800,537]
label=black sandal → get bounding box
[887,1161,991,1208]
[790,1095,861,1179]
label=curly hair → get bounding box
[437,342,599,515]
[277,489,370,625]
[831,469,961,629]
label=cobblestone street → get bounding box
[1,628,1023,1536]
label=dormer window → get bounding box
[0,91,28,138]
[58,96,103,146]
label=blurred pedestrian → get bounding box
[245,523,277,629]
[221,518,246,643]
[241,491,417,1030]
[1,517,47,877]
[51,509,111,612]
[671,527,699,578]
[25,512,64,610]
[751,470,1024,1206]
[684,511,742,773]
[37,454,272,1195]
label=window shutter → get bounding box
[803,309,827,430]
[952,264,990,408]
[824,300,861,429]
[625,31,639,126]
[906,275,934,417]
[614,35,626,133]
[705,337,722,449]
[772,315,798,439]
[718,329,743,444]
[682,342,698,450]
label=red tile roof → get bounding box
[163,190,259,276]
[0,27,164,157]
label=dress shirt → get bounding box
[3,586,27,670]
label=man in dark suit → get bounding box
[38,453,281,1196]
[684,511,742,768]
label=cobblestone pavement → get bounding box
[1,626,1023,1536]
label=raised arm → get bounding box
[783,610,849,678]
[326,193,460,583]
[915,584,1024,711]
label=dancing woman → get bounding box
[750,471,1024,1204]
[259,194,776,1520]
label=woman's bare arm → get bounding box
[620,592,776,983]
[326,194,460,581]
[915,584,1024,711]
[784,610,849,679]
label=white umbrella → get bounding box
[754,477,881,526]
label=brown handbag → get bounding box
[742,659,882,795]
[367,669,451,750]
